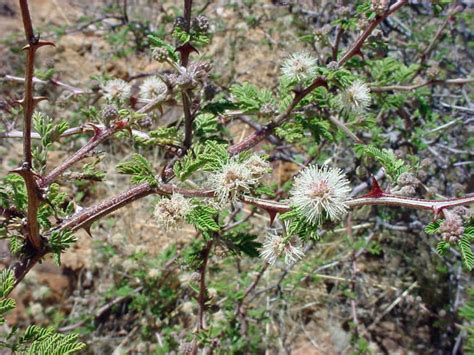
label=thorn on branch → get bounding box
[363,175,384,198]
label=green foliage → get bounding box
[0,269,84,353]
[8,236,25,256]
[229,83,275,113]
[275,122,305,143]
[193,113,221,140]
[172,26,210,46]
[424,220,441,235]
[436,240,450,256]
[49,230,77,265]
[173,141,228,181]
[355,144,409,181]
[0,268,15,299]
[32,112,69,172]
[222,232,262,258]
[458,235,473,271]
[280,209,319,242]
[37,184,73,230]
[148,35,179,62]
[428,221,474,271]
[133,127,181,147]
[0,269,15,326]
[116,154,157,186]
[186,204,220,236]
[81,159,106,181]
[20,325,86,354]
[368,58,420,86]
[2,174,27,212]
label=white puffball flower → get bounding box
[101,79,131,101]
[281,52,318,83]
[245,154,271,178]
[139,76,167,100]
[338,80,371,114]
[260,222,305,265]
[290,165,351,224]
[154,193,192,231]
[208,159,259,205]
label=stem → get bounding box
[181,0,194,149]
[241,194,474,215]
[182,92,193,149]
[197,239,212,330]
[57,182,156,232]
[371,78,473,92]
[191,238,213,355]
[39,124,121,188]
[16,0,54,250]
[39,95,163,188]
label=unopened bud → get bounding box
[152,47,168,62]
[440,212,464,245]
[327,61,339,71]
[175,16,187,30]
[192,15,210,33]
[101,104,119,124]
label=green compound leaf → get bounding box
[116,154,157,186]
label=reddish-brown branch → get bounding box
[241,193,474,216]
[190,238,213,355]
[38,95,165,188]
[197,239,212,330]
[39,123,123,188]
[55,180,474,236]
[57,182,156,232]
[19,0,35,43]
[16,0,54,250]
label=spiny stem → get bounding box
[17,0,54,250]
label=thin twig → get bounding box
[371,78,473,92]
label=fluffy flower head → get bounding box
[208,159,257,205]
[290,165,351,224]
[281,52,318,83]
[260,222,305,265]
[339,80,371,114]
[101,79,131,101]
[154,193,191,231]
[139,77,167,100]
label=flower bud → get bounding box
[192,15,210,33]
[440,212,464,245]
[327,61,339,71]
[101,104,119,124]
[152,47,168,62]
[175,16,187,30]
